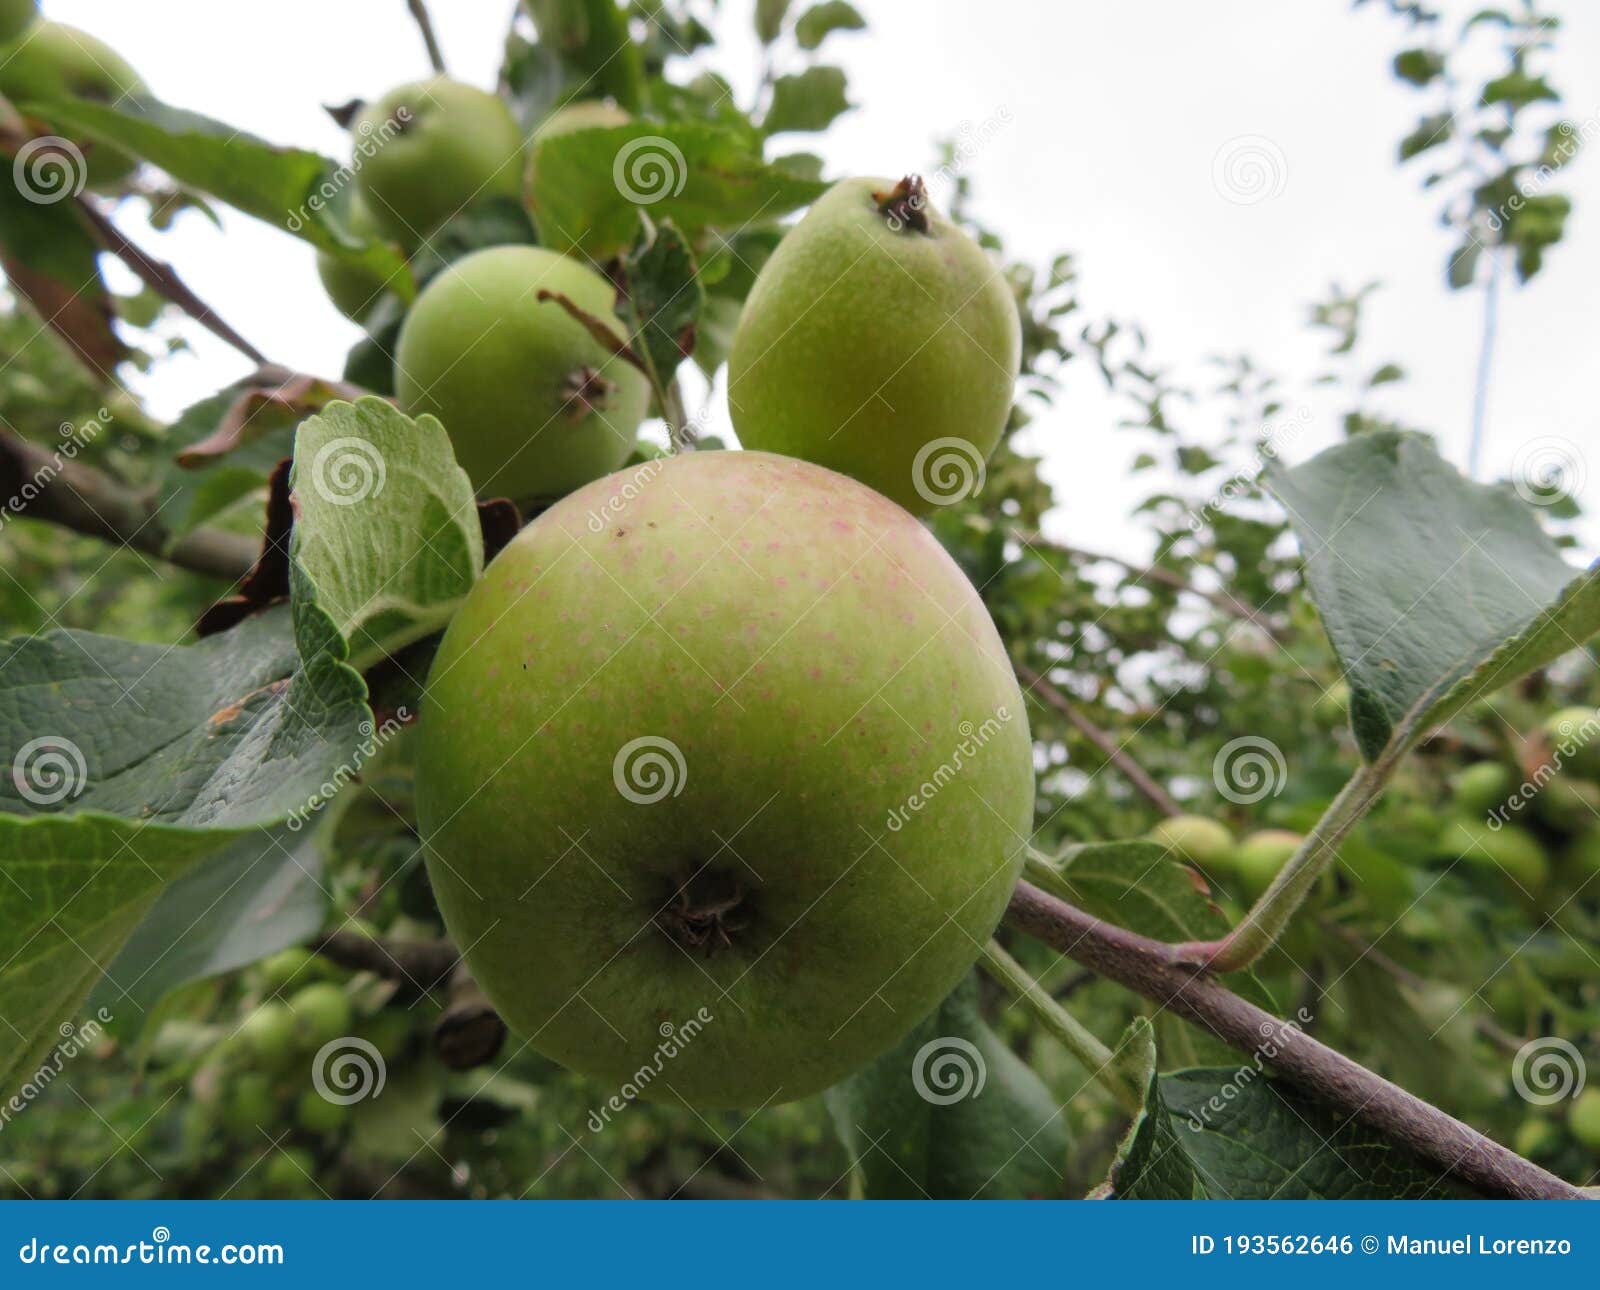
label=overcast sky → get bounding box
[43,0,1600,560]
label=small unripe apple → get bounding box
[230,1001,296,1070]
[1514,1115,1561,1161]
[728,175,1021,513]
[356,1009,413,1063]
[1570,1087,1600,1152]
[1533,775,1600,833]
[0,0,37,44]
[294,1089,350,1135]
[352,77,523,248]
[261,1148,318,1198]
[1449,761,1512,817]
[1435,818,1548,893]
[315,195,399,322]
[416,451,1034,1108]
[220,1072,277,1138]
[0,22,145,186]
[1147,814,1234,872]
[1312,681,1349,727]
[1543,706,1600,775]
[395,245,649,504]
[287,983,353,1052]
[1232,830,1302,898]
[255,946,325,992]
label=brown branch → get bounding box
[76,196,270,366]
[405,0,448,75]
[0,430,256,582]
[1014,660,1182,817]
[312,930,458,999]
[1004,880,1582,1200]
[435,962,507,1070]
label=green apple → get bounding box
[356,1009,414,1063]
[315,195,399,322]
[352,77,522,247]
[220,1072,277,1138]
[0,22,145,186]
[294,1089,350,1135]
[1543,706,1600,775]
[287,983,353,1052]
[1514,1115,1561,1161]
[1533,775,1600,833]
[416,450,1034,1108]
[1312,680,1349,727]
[1571,1087,1600,1152]
[1449,761,1512,817]
[261,1148,318,1198]
[255,946,325,992]
[1435,818,1548,893]
[728,175,1021,514]
[1232,830,1302,899]
[230,1001,296,1070]
[1147,814,1234,871]
[395,245,649,505]
[0,0,37,44]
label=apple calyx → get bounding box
[655,869,750,955]
[873,174,931,234]
[560,365,619,420]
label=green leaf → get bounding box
[1113,1067,1472,1198]
[1481,70,1559,107]
[288,398,483,672]
[764,66,852,135]
[527,121,825,259]
[795,1,866,49]
[755,0,792,43]
[522,0,645,111]
[1393,48,1445,87]
[154,385,296,541]
[1264,431,1597,763]
[614,222,703,393]
[824,974,1069,1198]
[26,93,408,295]
[1398,111,1453,161]
[1447,239,1482,289]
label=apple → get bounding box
[1543,705,1600,775]
[0,0,36,45]
[230,1001,296,1070]
[1514,1116,1561,1161]
[220,1072,276,1138]
[1312,681,1349,727]
[1147,814,1234,872]
[415,450,1034,1108]
[255,946,325,992]
[727,175,1021,514]
[1571,1087,1600,1152]
[395,245,649,505]
[352,77,523,248]
[0,21,145,186]
[1533,775,1600,833]
[315,195,400,322]
[261,1148,318,1199]
[1435,818,1548,893]
[1232,829,1303,899]
[287,982,353,1051]
[1449,761,1512,817]
[294,1089,350,1135]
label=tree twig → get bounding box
[405,0,448,75]
[312,929,458,999]
[1003,879,1582,1200]
[0,430,257,582]
[1014,660,1182,817]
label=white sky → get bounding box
[42,0,1600,561]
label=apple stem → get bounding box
[978,939,1144,1114]
[872,175,931,234]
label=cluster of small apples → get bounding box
[1146,814,1303,905]
[1516,1087,1600,1170]
[0,11,147,187]
[182,947,415,1199]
